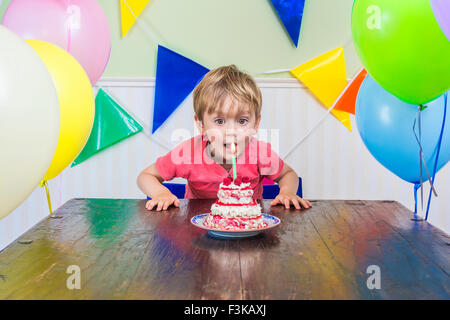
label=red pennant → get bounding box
[334,68,367,114]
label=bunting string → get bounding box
[122,0,161,45]
[121,1,356,159]
[282,66,361,159]
[94,85,150,136]
[283,101,338,159]
[92,84,171,152]
[262,68,291,74]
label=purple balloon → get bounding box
[2,0,111,85]
[430,0,450,41]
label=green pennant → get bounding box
[72,89,143,167]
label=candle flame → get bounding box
[230,142,236,154]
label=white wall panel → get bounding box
[1,78,448,251]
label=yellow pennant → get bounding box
[290,47,352,131]
[120,0,151,38]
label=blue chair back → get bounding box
[146,183,186,200]
[146,178,302,199]
[262,177,303,199]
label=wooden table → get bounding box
[0,199,448,300]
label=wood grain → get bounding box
[0,198,448,299]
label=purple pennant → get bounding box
[270,0,305,47]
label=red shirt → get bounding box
[155,135,284,199]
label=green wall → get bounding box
[0,0,361,79]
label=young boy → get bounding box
[137,65,311,211]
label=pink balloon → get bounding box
[2,0,111,85]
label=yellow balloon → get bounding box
[26,40,95,181]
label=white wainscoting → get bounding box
[1,78,448,251]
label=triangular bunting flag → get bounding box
[270,0,305,47]
[333,68,368,114]
[290,47,352,131]
[120,0,151,38]
[72,89,143,167]
[152,45,210,133]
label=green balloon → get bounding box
[351,0,450,105]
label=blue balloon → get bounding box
[355,75,449,184]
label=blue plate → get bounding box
[191,213,281,239]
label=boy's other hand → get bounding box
[270,192,312,210]
[145,192,180,211]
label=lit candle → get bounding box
[230,142,237,181]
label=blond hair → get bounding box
[193,65,262,122]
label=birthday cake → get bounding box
[204,176,267,231]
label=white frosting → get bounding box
[219,181,251,189]
[217,189,253,204]
[210,178,262,220]
[217,181,254,204]
[210,202,262,218]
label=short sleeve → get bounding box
[155,141,190,181]
[257,140,284,181]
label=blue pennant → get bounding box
[152,45,210,133]
[270,0,305,47]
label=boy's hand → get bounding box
[145,192,180,211]
[270,191,312,210]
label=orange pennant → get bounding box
[333,68,367,114]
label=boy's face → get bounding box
[195,96,261,164]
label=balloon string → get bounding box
[425,91,447,220]
[412,183,424,221]
[58,173,62,210]
[66,0,72,53]
[413,108,438,199]
[419,105,423,210]
[67,21,72,53]
[39,180,53,215]
[413,183,419,215]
